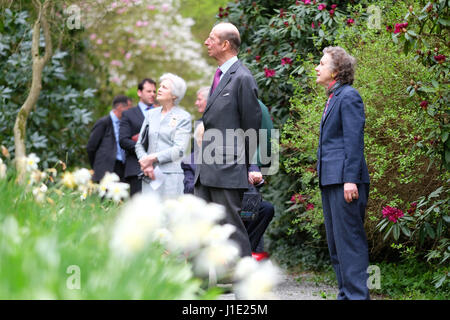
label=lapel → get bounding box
[203,60,241,116]
[107,115,117,152]
[320,85,346,129]
[150,108,162,151]
[136,105,145,123]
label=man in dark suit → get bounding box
[119,78,157,196]
[316,47,371,300]
[194,22,262,257]
[86,95,131,183]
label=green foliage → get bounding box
[0,171,216,299]
[0,8,99,169]
[390,0,449,170]
[371,259,449,299]
[225,0,449,275]
[223,0,356,125]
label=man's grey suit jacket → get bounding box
[194,60,262,189]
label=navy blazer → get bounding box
[317,84,370,186]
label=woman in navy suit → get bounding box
[315,46,371,300]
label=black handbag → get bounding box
[141,123,149,151]
[240,184,262,221]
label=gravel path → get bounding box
[219,266,339,300]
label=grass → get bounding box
[0,174,217,299]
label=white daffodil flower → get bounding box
[0,161,6,179]
[73,168,92,187]
[234,259,281,300]
[25,153,40,172]
[105,182,129,203]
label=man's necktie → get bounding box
[211,68,222,94]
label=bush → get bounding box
[0,8,100,169]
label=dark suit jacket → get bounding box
[119,106,145,178]
[183,152,262,194]
[86,115,118,182]
[194,60,262,189]
[317,84,370,186]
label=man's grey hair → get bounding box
[159,73,187,105]
[197,86,210,100]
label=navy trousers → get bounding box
[321,183,370,300]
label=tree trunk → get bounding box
[13,0,52,183]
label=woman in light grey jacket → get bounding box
[135,73,192,198]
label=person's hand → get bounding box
[248,171,263,185]
[144,166,155,180]
[344,183,358,203]
[139,154,157,170]
[131,133,139,142]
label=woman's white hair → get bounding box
[159,73,187,105]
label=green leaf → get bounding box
[437,18,450,26]
[434,274,447,288]
[431,79,439,88]
[392,34,398,44]
[393,224,400,240]
[425,223,435,239]
[400,224,411,237]
[407,30,417,37]
[443,216,450,223]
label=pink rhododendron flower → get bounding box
[264,67,276,78]
[318,3,326,10]
[434,55,446,63]
[382,206,404,223]
[306,203,315,211]
[420,100,429,109]
[291,194,306,203]
[347,18,355,25]
[394,22,408,34]
[281,57,293,65]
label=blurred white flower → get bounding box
[80,189,88,201]
[152,228,172,245]
[204,224,236,244]
[61,172,76,189]
[32,183,48,202]
[105,182,129,203]
[98,172,120,197]
[169,220,213,252]
[73,168,92,186]
[0,159,6,179]
[25,153,40,172]
[194,240,240,276]
[110,193,164,256]
[234,258,281,300]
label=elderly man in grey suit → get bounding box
[136,73,192,198]
[194,22,262,257]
